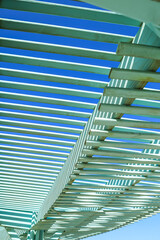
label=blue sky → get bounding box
[87,212,160,240]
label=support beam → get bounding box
[90,129,160,140]
[103,87,160,100]
[109,68,160,83]
[99,104,160,117]
[83,148,160,159]
[117,43,160,60]
[94,118,160,129]
[86,140,160,150]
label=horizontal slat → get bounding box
[134,99,160,108]
[103,87,160,100]
[0,102,91,118]
[0,168,58,179]
[0,19,129,49]
[0,68,106,89]
[99,104,160,117]
[1,110,86,126]
[0,139,71,152]
[0,125,79,140]
[83,149,160,159]
[0,175,54,186]
[0,162,62,174]
[0,145,69,157]
[0,37,118,61]
[0,155,64,167]
[86,140,160,150]
[0,0,140,26]
[94,117,160,129]
[0,133,75,147]
[0,119,82,134]
[0,53,110,75]
[117,43,160,60]
[0,150,66,162]
[90,129,160,140]
[109,68,160,83]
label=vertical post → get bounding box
[35,230,44,240]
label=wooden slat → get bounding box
[0,0,140,27]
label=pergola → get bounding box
[0,0,160,239]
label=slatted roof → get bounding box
[0,0,160,240]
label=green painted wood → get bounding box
[117,42,160,60]
[86,140,160,150]
[0,91,96,110]
[0,53,110,75]
[83,148,160,158]
[0,102,91,118]
[0,132,75,147]
[0,125,79,140]
[0,119,82,134]
[90,129,160,140]
[0,0,140,26]
[0,67,106,89]
[99,104,160,117]
[103,86,160,100]
[0,139,71,152]
[109,68,160,83]
[94,117,160,129]
[0,37,118,61]
[1,145,69,157]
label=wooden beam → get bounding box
[99,104,160,117]
[86,140,160,150]
[103,87,160,100]
[109,68,160,83]
[117,43,160,60]
[94,118,160,129]
[79,156,160,164]
[83,149,160,159]
[90,129,160,140]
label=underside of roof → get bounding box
[0,0,160,240]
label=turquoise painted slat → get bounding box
[0,0,140,26]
